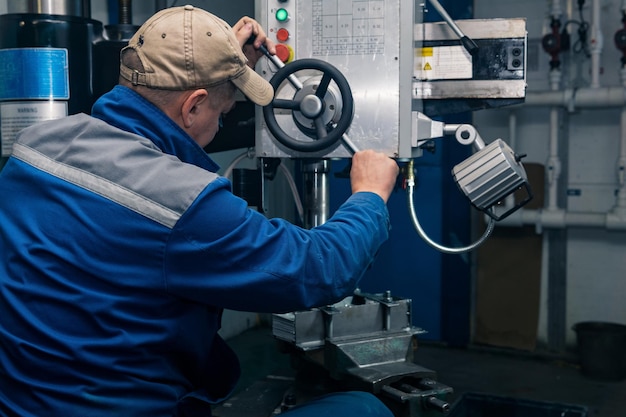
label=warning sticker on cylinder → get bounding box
[0,48,69,100]
[1,101,67,157]
[414,45,472,80]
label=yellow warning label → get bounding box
[417,47,433,57]
[414,45,472,80]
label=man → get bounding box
[0,5,398,417]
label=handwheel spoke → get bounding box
[272,99,301,110]
[286,74,304,91]
[314,117,328,139]
[315,72,333,99]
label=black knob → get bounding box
[615,29,626,51]
[542,33,560,54]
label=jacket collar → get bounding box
[91,85,220,172]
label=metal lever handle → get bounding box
[258,44,303,90]
[428,0,478,55]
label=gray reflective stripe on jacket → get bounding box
[12,114,218,228]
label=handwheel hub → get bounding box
[299,94,324,118]
[292,78,343,132]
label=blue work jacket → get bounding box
[0,86,390,416]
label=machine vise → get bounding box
[272,290,453,416]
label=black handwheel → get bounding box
[263,58,354,153]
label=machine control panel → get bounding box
[265,0,296,64]
[256,0,413,159]
[255,0,527,160]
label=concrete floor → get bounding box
[414,342,625,416]
[215,325,626,417]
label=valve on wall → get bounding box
[614,9,626,66]
[542,16,564,70]
[0,0,137,170]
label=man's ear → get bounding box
[180,89,209,128]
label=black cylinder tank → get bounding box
[0,13,104,115]
[0,0,138,170]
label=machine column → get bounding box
[302,159,330,229]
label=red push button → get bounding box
[275,43,291,63]
[276,28,290,42]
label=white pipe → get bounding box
[223,149,305,224]
[606,67,626,227]
[550,0,562,18]
[523,87,626,109]
[497,68,626,231]
[590,0,603,88]
[508,111,517,150]
[496,209,621,230]
[547,108,561,211]
[278,163,305,224]
[546,70,562,211]
[616,102,626,207]
[504,112,517,208]
[619,68,626,191]
[222,149,253,179]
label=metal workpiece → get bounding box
[272,290,452,416]
[273,290,418,350]
[325,333,435,391]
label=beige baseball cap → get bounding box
[119,5,274,106]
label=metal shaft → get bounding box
[302,160,330,228]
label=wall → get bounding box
[473,0,626,347]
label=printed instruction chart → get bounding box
[312,0,385,56]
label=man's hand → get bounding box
[350,150,399,203]
[232,16,276,68]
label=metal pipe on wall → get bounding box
[547,70,562,212]
[590,0,603,88]
[496,0,626,232]
[524,87,626,109]
[606,67,626,228]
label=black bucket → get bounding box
[572,321,626,381]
